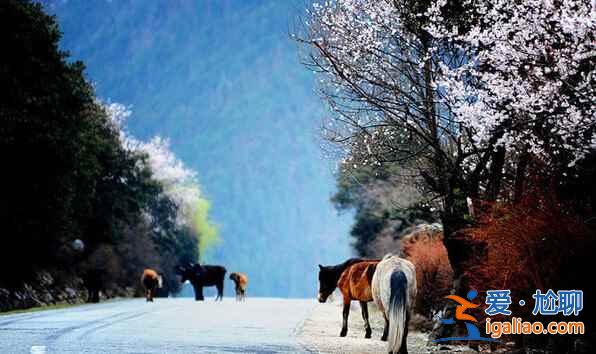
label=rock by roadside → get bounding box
[0,271,87,312]
[297,300,475,354]
[0,270,135,313]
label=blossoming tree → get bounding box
[301,0,595,300]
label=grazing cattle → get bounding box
[229,272,248,301]
[175,263,226,301]
[141,268,162,302]
[372,254,417,354]
[337,261,379,338]
[317,258,379,303]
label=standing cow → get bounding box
[229,272,248,301]
[141,268,163,302]
[175,263,226,301]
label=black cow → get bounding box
[175,263,226,301]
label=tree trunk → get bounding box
[431,181,486,340]
[514,150,529,203]
[487,146,506,201]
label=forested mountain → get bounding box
[43,0,352,297]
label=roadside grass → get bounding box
[0,302,84,316]
[0,297,134,317]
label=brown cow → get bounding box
[141,268,162,302]
[229,272,248,301]
[337,261,379,338]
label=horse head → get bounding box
[174,265,191,283]
[191,263,205,275]
[175,263,206,284]
[317,264,336,303]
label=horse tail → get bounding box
[388,270,407,353]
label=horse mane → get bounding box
[381,253,395,261]
[328,258,358,273]
[326,257,376,282]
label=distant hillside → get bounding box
[43,0,352,297]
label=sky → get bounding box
[42,0,353,298]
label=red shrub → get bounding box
[461,194,595,328]
[401,226,454,319]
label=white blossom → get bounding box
[429,0,595,161]
[105,102,204,228]
[307,0,595,173]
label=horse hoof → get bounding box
[365,332,372,339]
[381,335,388,341]
[340,330,347,337]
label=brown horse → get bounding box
[337,261,379,338]
[229,272,248,301]
[141,268,162,302]
[317,258,379,303]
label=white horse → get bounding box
[372,254,417,354]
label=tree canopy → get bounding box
[0,0,215,296]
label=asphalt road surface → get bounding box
[0,298,316,354]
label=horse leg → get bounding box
[398,311,410,354]
[360,301,372,338]
[216,281,224,301]
[340,300,350,337]
[381,312,389,341]
[193,283,204,301]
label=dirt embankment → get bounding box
[297,300,474,354]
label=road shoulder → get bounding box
[296,300,475,354]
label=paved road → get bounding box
[0,298,316,354]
